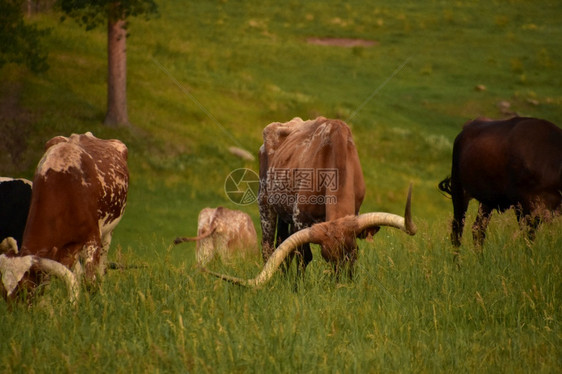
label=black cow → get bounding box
[439,116,562,247]
[0,178,32,250]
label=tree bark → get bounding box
[104,16,129,127]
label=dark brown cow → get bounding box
[258,116,404,277]
[174,207,258,265]
[0,132,129,301]
[439,116,562,247]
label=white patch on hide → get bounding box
[78,241,99,282]
[38,143,83,176]
[0,255,34,296]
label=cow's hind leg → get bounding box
[76,236,104,290]
[515,206,540,243]
[449,182,470,267]
[276,219,293,273]
[291,218,313,290]
[451,188,470,247]
[472,203,493,249]
[259,203,277,264]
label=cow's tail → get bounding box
[108,262,147,270]
[173,227,216,245]
[438,176,452,198]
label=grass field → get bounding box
[1,0,561,372]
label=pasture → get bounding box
[1,0,561,372]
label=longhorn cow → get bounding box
[257,116,414,279]
[0,132,129,302]
[258,117,370,277]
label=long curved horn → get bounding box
[0,255,79,303]
[201,227,315,287]
[203,185,416,288]
[356,184,417,235]
[32,256,79,303]
[174,226,216,245]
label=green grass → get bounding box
[1,0,561,372]
[1,218,560,372]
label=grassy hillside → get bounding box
[1,0,561,372]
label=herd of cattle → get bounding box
[1,116,561,301]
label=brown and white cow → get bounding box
[257,116,411,278]
[174,207,258,266]
[0,132,129,301]
[439,116,562,248]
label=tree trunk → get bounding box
[104,16,129,127]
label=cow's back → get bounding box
[262,117,365,223]
[454,117,562,211]
[196,207,258,264]
[21,132,128,269]
[509,118,562,211]
[223,210,258,256]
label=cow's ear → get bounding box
[0,255,34,296]
[356,226,381,242]
[45,136,68,151]
[0,237,18,254]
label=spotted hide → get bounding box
[0,132,129,299]
[258,117,371,277]
[174,207,258,266]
